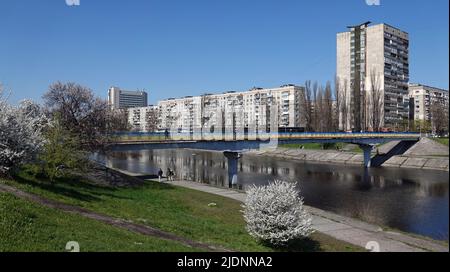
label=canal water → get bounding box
[96,149,449,241]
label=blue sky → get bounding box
[0,0,448,104]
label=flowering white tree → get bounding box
[0,88,47,176]
[242,180,314,246]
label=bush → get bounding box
[242,180,314,246]
[0,89,47,177]
[322,143,343,150]
[34,115,89,183]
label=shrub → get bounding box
[0,89,47,177]
[242,180,314,246]
[34,115,89,183]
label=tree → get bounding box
[361,88,367,131]
[43,82,124,151]
[36,115,88,183]
[430,99,449,136]
[109,109,130,132]
[334,77,351,131]
[316,86,324,132]
[368,69,383,132]
[323,82,334,132]
[301,80,338,132]
[341,79,350,131]
[0,87,47,177]
[242,180,314,246]
[312,82,319,132]
[144,108,159,132]
[333,77,342,131]
[411,120,432,134]
[300,81,313,132]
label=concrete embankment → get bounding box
[245,138,449,171]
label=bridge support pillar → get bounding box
[359,144,374,168]
[223,151,241,189]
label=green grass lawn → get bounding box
[280,143,324,149]
[279,143,346,150]
[280,143,392,154]
[1,170,363,252]
[432,138,449,146]
[0,192,201,252]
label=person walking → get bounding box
[170,169,176,181]
[167,168,172,182]
[158,168,163,183]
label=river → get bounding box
[96,149,449,241]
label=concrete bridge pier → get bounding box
[359,144,375,168]
[223,151,242,189]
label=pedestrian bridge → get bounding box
[110,132,420,167]
[109,132,420,187]
[112,131,420,144]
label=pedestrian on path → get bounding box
[158,168,163,182]
[170,169,176,181]
[167,168,172,182]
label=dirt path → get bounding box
[0,183,232,252]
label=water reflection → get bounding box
[95,149,449,241]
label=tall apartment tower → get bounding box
[108,87,148,110]
[337,22,410,131]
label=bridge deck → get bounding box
[109,133,421,170]
[113,132,420,144]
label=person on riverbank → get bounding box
[170,169,176,181]
[158,168,163,182]
[167,168,176,181]
[167,168,173,182]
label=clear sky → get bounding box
[0,0,448,105]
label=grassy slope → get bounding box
[279,143,365,152]
[2,171,363,252]
[279,143,386,153]
[432,138,449,146]
[279,143,325,149]
[0,193,201,252]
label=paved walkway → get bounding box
[163,180,448,252]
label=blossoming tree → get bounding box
[0,88,46,176]
[242,180,314,246]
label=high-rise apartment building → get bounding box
[408,83,449,122]
[156,85,304,138]
[337,22,410,131]
[108,87,148,110]
[128,106,160,132]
